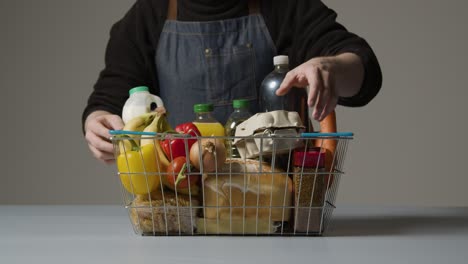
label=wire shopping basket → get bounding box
[110,130,353,236]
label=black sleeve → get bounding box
[281,0,383,107]
[81,0,165,130]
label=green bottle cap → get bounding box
[129,86,149,95]
[233,99,249,109]
[194,103,214,113]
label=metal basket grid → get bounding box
[110,131,352,236]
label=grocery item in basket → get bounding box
[259,55,294,112]
[160,122,201,161]
[122,86,164,124]
[117,113,173,195]
[293,148,327,233]
[313,110,338,189]
[118,112,158,155]
[233,110,305,159]
[203,158,293,222]
[193,103,225,136]
[139,113,173,172]
[164,156,200,196]
[189,138,227,173]
[224,99,252,158]
[117,136,162,195]
[197,218,280,234]
[129,191,199,234]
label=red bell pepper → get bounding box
[160,122,200,160]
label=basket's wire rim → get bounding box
[116,170,344,176]
[109,130,353,138]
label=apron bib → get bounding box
[156,0,276,126]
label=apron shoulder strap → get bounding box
[167,0,177,20]
[248,0,260,14]
[167,0,260,20]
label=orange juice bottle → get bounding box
[193,104,225,137]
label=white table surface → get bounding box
[1,205,467,263]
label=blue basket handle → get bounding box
[110,130,353,138]
[300,132,353,138]
[109,130,158,136]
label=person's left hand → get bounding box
[275,53,364,121]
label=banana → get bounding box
[118,112,157,154]
[140,113,172,171]
[123,112,157,131]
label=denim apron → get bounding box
[156,0,276,126]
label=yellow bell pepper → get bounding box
[117,138,162,195]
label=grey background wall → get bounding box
[1,0,467,206]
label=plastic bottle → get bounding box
[259,55,294,112]
[193,103,225,137]
[224,99,252,158]
[122,86,164,124]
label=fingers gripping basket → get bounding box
[110,113,353,236]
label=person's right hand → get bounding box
[84,111,124,164]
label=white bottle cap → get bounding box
[273,55,289,66]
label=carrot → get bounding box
[314,110,337,189]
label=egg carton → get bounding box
[233,111,305,159]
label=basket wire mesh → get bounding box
[110,131,352,236]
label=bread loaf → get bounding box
[203,159,293,222]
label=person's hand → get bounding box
[85,111,124,164]
[276,53,364,121]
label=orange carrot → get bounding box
[314,110,337,189]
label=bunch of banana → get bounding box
[119,112,172,165]
[118,112,157,154]
[140,112,172,172]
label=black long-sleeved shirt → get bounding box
[82,0,382,127]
